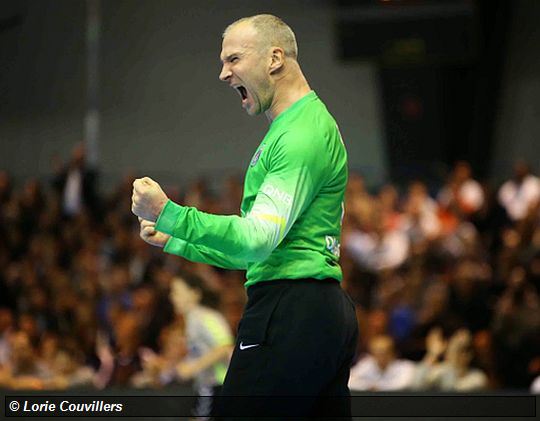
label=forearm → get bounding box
[178,344,233,376]
[156,200,282,262]
[164,237,247,270]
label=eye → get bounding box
[231,57,239,63]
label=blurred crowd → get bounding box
[0,145,539,393]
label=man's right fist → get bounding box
[139,217,170,248]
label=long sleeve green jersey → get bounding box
[155,91,348,287]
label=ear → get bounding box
[269,47,285,74]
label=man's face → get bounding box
[370,340,394,370]
[170,278,200,314]
[219,23,273,116]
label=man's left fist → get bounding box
[131,177,169,222]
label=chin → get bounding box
[246,107,260,116]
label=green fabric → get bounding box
[156,91,347,287]
[213,362,228,385]
[201,312,233,386]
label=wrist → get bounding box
[150,198,168,222]
[155,200,184,235]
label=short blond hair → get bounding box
[223,14,298,60]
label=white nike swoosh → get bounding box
[239,342,260,350]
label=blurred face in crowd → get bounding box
[132,286,156,313]
[18,313,39,343]
[0,308,13,333]
[170,277,201,315]
[455,346,473,369]
[53,350,78,375]
[219,21,274,116]
[369,335,395,371]
[513,161,529,181]
[114,312,140,352]
[10,331,35,370]
[108,264,131,294]
[454,161,471,183]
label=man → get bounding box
[349,335,415,391]
[132,14,358,418]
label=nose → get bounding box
[219,64,231,82]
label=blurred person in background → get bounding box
[355,308,389,355]
[531,374,540,394]
[348,334,415,391]
[438,161,484,219]
[447,258,493,333]
[375,270,416,348]
[401,180,441,253]
[168,274,233,419]
[45,346,95,389]
[52,143,99,219]
[491,265,540,388]
[18,179,46,242]
[498,161,540,223]
[378,184,403,232]
[0,330,51,390]
[131,284,174,352]
[412,327,488,391]
[344,200,410,273]
[96,261,133,338]
[39,335,95,390]
[131,323,188,389]
[472,330,499,388]
[0,308,14,367]
[94,311,143,388]
[403,279,462,360]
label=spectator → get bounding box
[131,324,188,388]
[46,347,95,389]
[492,266,540,388]
[0,330,51,390]
[131,284,174,351]
[349,334,415,391]
[438,161,484,217]
[169,274,234,419]
[97,311,143,388]
[345,205,409,272]
[413,328,488,391]
[0,308,14,366]
[2,159,540,393]
[402,180,441,248]
[498,161,540,222]
[531,375,540,394]
[447,258,493,332]
[52,143,99,218]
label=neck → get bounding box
[265,62,311,122]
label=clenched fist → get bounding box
[131,177,168,222]
[139,217,170,248]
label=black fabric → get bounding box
[213,278,358,420]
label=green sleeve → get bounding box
[155,129,327,262]
[163,237,247,270]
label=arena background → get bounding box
[0,0,385,187]
[1,0,539,420]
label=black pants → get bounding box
[213,278,358,419]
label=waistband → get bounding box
[247,277,339,292]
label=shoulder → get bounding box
[266,127,329,169]
[351,355,377,372]
[393,359,416,372]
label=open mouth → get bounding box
[235,86,248,101]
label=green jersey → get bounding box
[156,91,347,287]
